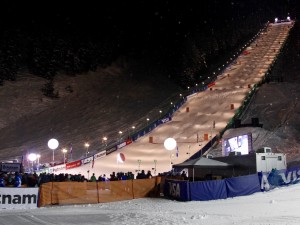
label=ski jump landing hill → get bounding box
[46,21,294,179]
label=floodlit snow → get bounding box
[57,22,295,179]
[1,184,300,225]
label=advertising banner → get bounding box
[163,179,190,201]
[258,168,300,191]
[187,93,197,99]
[207,82,216,88]
[82,156,93,165]
[0,188,39,209]
[1,163,21,172]
[117,140,133,150]
[106,147,117,155]
[160,117,172,124]
[66,160,82,170]
[48,164,66,173]
[94,150,106,160]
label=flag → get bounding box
[176,146,179,158]
[91,155,95,168]
[21,155,24,172]
[69,144,73,160]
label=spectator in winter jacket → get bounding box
[0,173,5,187]
[90,173,97,182]
[14,172,22,187]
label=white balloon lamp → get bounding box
[48,138,59,162]
[164,138,177,151]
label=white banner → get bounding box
[94,150,106,161]
[0,188,39,209]
[48,164,66,173]
[82,156,93,165]
[186,92,197,99]
[1,163,21,172]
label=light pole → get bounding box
[137,159,141,172]
[153,160,157,175]
[62,148,67,164]
[119,131,123,142]
[84,143,90,157]
[36,154,41,170]
[28,153,37,172]
[164,138,177,170]
[170,153,175,166]
[186,145,191,158]
[131,125,135,134]
[102,136,108,147]
[48,138,59,163]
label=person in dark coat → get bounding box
[14,172,22,187]
[0,173,5,187]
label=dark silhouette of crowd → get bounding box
[0,169,157,188]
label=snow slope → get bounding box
[0,22,299,180]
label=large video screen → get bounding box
[222,133,253,156]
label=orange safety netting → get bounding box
[98,179,133,203]
[38,177,162,207]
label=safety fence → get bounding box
[38,176,167,207]
[2,165,299,209]
[164,165,300,201]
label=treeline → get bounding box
[0,0,290,89]
[0,31,118,82]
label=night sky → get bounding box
[0,0,296,88]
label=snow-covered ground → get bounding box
[1,183,300,225]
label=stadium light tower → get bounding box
[84,143,90,157]
[28,153,37,172]
[102,136,108,146]
[62,148,67,164]
[119,131,123,142]
[36,154,41,170]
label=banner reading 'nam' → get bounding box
[0,188,39,209]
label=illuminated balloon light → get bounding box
[28,153,37,162]
[117,153,125,163]
[48,138,59,150]
[164,138,177,151]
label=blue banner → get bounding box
[259,167,300,191]
[190,179,227,201]
[225,174,261,198]
[163,179,190,201]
